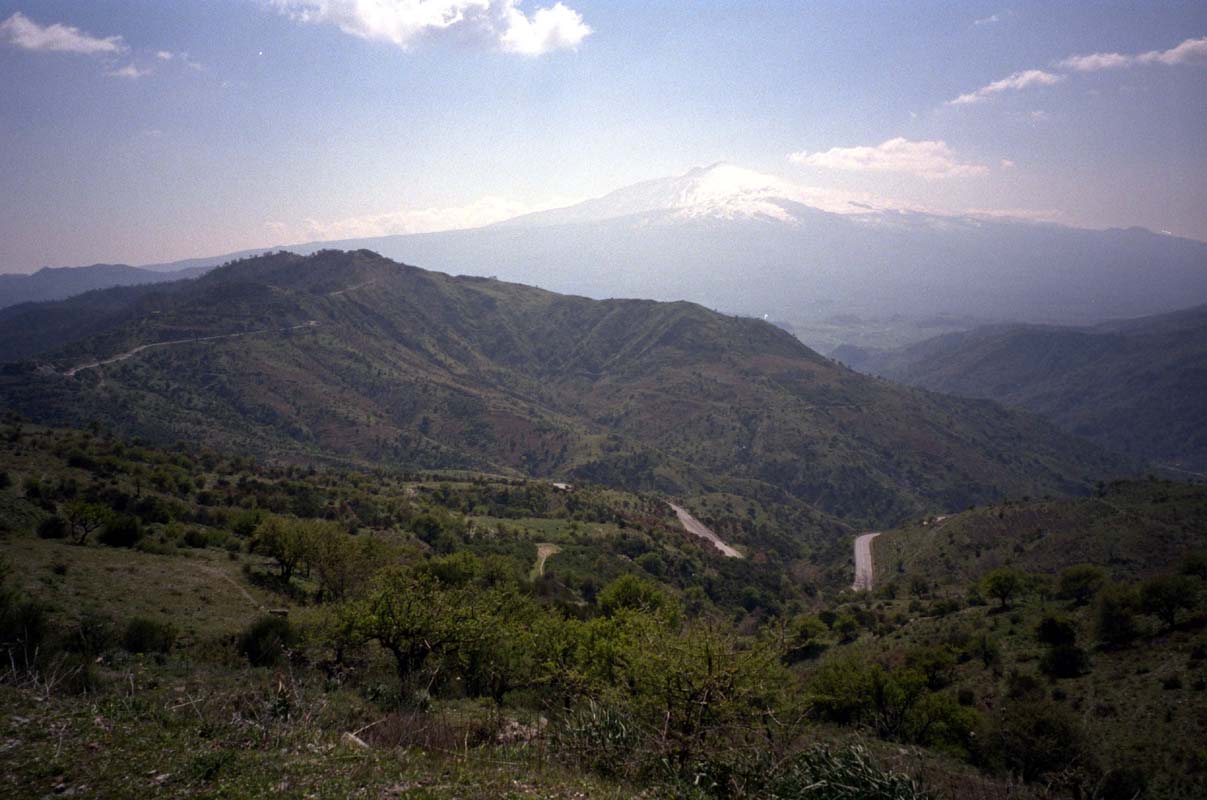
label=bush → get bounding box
[1040,644,1090,679]
[37,515,67,540]
[980,699,1089,783]
[1036,616,1077,647]
[122,617,175,654]
[182,528,210,549]
[1095,584,1140,648]
[98,515,142,548]
[65,612,117,658]
[238,615,296,667]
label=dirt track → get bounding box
[668,503,741,558]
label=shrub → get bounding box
[1040,644,1090,679]
[980,699,1089,783]
[65,612,117,658]
[1036,616,1077,647]
[98,514,142,548]
[37,515,67,540]
[1095,584,1140,648]
[554,700,639,778]
[1141,574,1199,629]
[182,528,209,549]
[759,744,933,800]
[238,615,296,667]
[122,617,175,654]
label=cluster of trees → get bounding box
[976,562,1202,644]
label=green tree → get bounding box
[62,500,112,545]
[981,568,1023,609]
[1140,574,1199,629]
[253,516,311,582]
[1058,564,1105,606]
[348,568,493,686]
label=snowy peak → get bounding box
[498,163,914,229]
[496,164,810,228]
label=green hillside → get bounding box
[842,306,1207,473]
[0,250,1130,529]
[4,424,1201,798]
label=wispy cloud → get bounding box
[269,0,589,56]
[0,11,125,55]
[107,63,153,80]
[948,69,1064,105]
[1058,36,1207,71]
[269,194,576,242]
[973,13,1001,27]
[788,138,990,178]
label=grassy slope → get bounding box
[872,480,1207,587]
[0,250,1130,530]
[861,481,1207,799]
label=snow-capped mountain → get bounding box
[499,163,906,228]
[288,165,1206,326]
[24,164,1207,329]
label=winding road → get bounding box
[63,321,319,377]
[851,531,881,591]
[668,503,742,558]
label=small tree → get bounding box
[1140,574,1199,629]
[253,516,311,582]
[982,568,1023,609]
[62,500,112,545]
[349,568,492,686]
[1095,584,1140,648]
[1058,564,1105,606]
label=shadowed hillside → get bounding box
[841,306,1207,473]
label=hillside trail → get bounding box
[851,531,881,591]
[326,279,378,296]
[530,543,561,580]
[667,503,742,558]
[194,563,265,613]
[63,321,319,377]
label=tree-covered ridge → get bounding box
[0,249,1130,529]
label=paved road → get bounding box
[64,321,318,377]
[668,503,742,558]
[851,531,881,591]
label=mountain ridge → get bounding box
[0,249,1133,531]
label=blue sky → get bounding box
[1,1,1205,272]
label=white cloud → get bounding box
[156,50,174,60]
[499,2,589,55]
[1000,158,1016,169]
[272,194,574,241]
[269,0,589,55]
[1059,36,1207,71]
[0,11,125,55]
[973,14,1001,27]
[107,63,152,79]
[788,138,990,178]
[948,69,1064,105]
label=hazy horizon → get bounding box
[2,1,1206,273]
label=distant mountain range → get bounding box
[0,250,1130,528]
[837,305,1207,473]
[6,164,1206,326]
[0,263,212,309]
